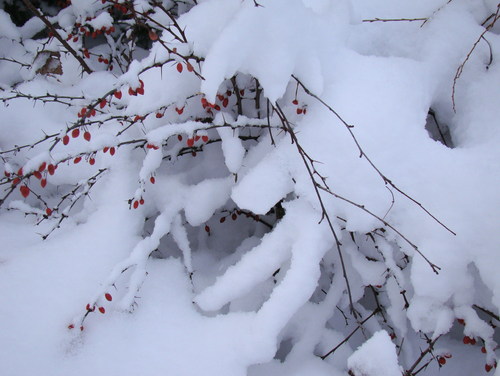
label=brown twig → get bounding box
[21,0,92,74]
[452,4,500,112]
[292,75,456,237]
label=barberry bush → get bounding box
[0,0,499,375]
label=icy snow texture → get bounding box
[348,331,402,376]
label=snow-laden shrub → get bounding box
[0,0,499,375]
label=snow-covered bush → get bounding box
[0,0,499,375]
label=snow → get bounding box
[1,0,499,375]
[347,331,402,376]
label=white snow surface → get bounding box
[0,0,499,375]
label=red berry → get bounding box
[48,164,55,175]
[62,135,70,145]
[150,176,155,184]
[176,63,183,73]
[72,128,80,138]
[219,216,226,223]
[45,208,52,216]
[99,99,107,109]
[103,147,109,153]
[463,336,471,345]
[98,307,105,314]
[186,62,194,72]
[470,338,477,345]
[83,49,90,59]
[38,162,46,172]
[438,357,446,365]
[222,98,229,107]
[109,147,116,156]
[186,138,194,147]
[12,177,20,185]
[84,131,91,142]
[80,326,84,331]
[128,87,136,96]
[74,157,82,164]
[139,198,144,205]
[175,107,184,115]
[89,158,95,165]
[204,225,210,233]
[156,112,163,118]
[194,135,200,142]
[202,135,209,143]
[33,171,42,179]
[482,346,487,354]
[4,171,10,177]
[296,108,303,115]
[114,90,122,99]
[177,135,183,141]
[292,99,299,105]
[20,185,30,198]
[105,293,112,301]
[232,213,237,220]
[136,87,144,95]
[133,200,139,209]
[457,319,465,325]
[80,108,87,117]
[40,179,47,188]
[17,167,23,176]
[485,364,493,372]
[86,303,94,311]
[68,324,74,329]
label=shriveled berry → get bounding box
[149,30,158,41]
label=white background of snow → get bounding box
[0,0,499,375]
